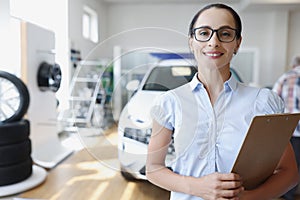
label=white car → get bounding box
[118,58,243,180]
[118,59,197,180]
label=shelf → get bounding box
[60,59,112,128]
[74,78,99,82]
[69,97,94,101]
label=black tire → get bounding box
[0,71,30,123]
[121,171,137,181]
[0,157,32,186]
[120,166,137,181]
[0,119,30,145]
[37,62,61,92]
[0,139,31,166]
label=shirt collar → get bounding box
[189,73,203,91]
[189,72,238,92]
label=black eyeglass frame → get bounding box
[193,26,238,43]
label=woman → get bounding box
[146,3,298,200]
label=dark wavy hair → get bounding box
[188,3,242,40]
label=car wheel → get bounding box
[0,71,30,123]
[120,167,137,181]
[0,119,30,145]
[37,62,61,92]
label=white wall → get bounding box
[0,0,9,26]
[242,10,289,86]
[0,0,20,75]
[7,0,69,110]
[107,4,197,49]
[104,3,300,87]
[0,0,10,43]
[69,0,107,60]
[288,10,300,68]
[67,1,300,87]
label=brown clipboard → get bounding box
[231,113,300,190]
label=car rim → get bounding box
[0,70,30,123]
[0,76,22,122]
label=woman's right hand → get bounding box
[186,172,244,200]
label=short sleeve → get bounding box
[272,75,284,96]
[254,88,285,115]
[150,92,175,131]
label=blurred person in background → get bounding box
[273,55,300,200]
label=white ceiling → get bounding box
[97,0,300,10]
[99,0,300,4]
[100,0,240,3]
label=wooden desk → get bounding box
[20,149,169,200]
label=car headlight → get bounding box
[123,127,175,155]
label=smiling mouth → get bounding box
[204,52,224,57]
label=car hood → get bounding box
[126,90,162,128]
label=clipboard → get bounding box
[231,113,300,190]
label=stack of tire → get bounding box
[0,70,32,186]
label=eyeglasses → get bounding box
[193,26,237,43]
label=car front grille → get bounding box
[123,127,175,155]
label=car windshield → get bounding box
[142,65,197,91]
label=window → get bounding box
[142,66,197,91]
[82,6,98,43]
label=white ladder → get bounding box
[60,60,107,128]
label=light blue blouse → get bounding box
[150,73,284,200]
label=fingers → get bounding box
[220,186,244,198]
[211,173,244,198]
[210,173,242,189]
[196,173,244,199]
[218,173,242,182]
[220,173,243,190]
[220,181,243,190]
